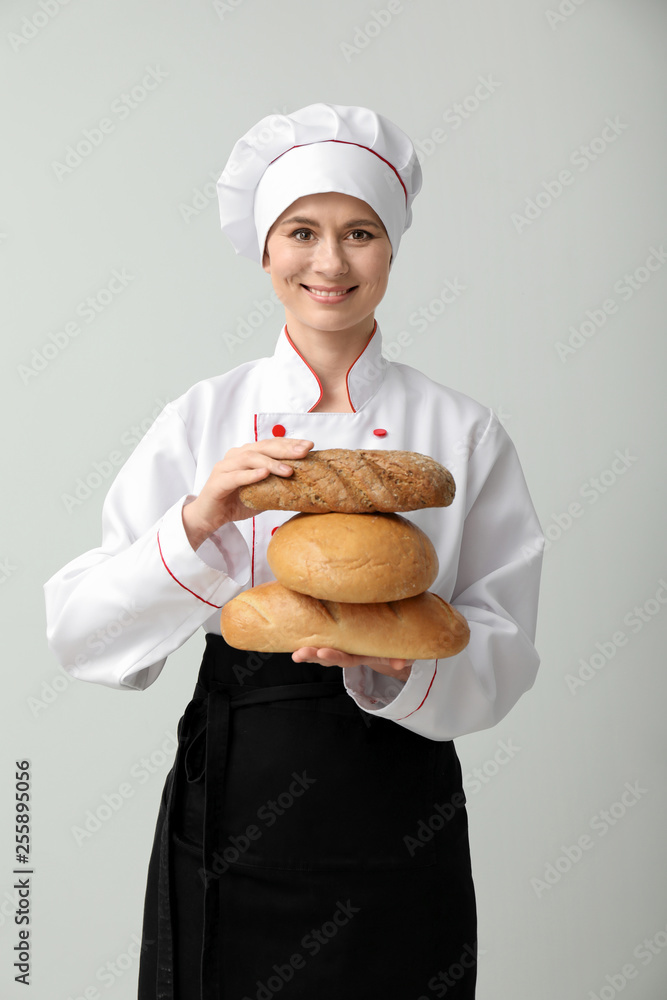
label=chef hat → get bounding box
[216,103,422,267]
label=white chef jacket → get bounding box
[43,322,544,743]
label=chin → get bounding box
[305,307,370,328]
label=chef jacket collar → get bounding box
[267,320,388,413]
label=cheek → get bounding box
[276,255,307,282]
[368,247,392,282]
[369,261,391,291]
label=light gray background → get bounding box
[2,0,666,997]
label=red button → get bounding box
[272,424,286,437]
[373,428,387,437]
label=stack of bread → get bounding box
[220,449,470,660]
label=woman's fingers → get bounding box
[292,647,413,676]
[218,438,313,481]
[183,439,314,546]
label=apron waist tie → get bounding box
[155,679,346,1000]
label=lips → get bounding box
[301,284,358,302]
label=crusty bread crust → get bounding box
[266,512,439,602]
[220,582,470,660]
[239,449,456,513]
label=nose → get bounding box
[310,236,349,277]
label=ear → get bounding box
[262,245,270,273]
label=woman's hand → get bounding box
[292,647,413,684]
[182,437,314,550]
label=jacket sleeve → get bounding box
[43,403,251,691]
[342,411,544,741]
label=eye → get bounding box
[348,230,374,241]
[290,228,314,241]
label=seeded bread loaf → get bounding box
[266,512,438,602]
[220,582,470,660]
[238,448,456,513]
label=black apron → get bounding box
[137,635,477,999]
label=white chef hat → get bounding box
[216,103,422,267]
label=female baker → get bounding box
[44,103,544,999]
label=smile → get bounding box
[301,285,358,302]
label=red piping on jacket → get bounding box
[157,530,222,609]
[251,413,258,587]
[249,321,378,589]
[267,140,408,204]
[284,329,323,411]
[284,320,377,414]
[396,662,438,720]
[344,320,377,412]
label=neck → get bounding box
[284,313,376,412]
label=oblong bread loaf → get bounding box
[239,448,455,513]
[267,512,438,603]
[220,582,470,660]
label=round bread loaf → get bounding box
[238,448,455,513]
[220,582,470,660]
[267,512,438,602]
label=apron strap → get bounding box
[200,688,230,1000]
[154,695,201,999]
[156,680,346,1000]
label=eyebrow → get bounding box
[278,215,382,229]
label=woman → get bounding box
[44,103,544,999]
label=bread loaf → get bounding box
[239,448,455,513]
[220,582,470,660]
[267,512,438,602]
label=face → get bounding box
[261,191,392,340]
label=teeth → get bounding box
[306,286,351,297]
